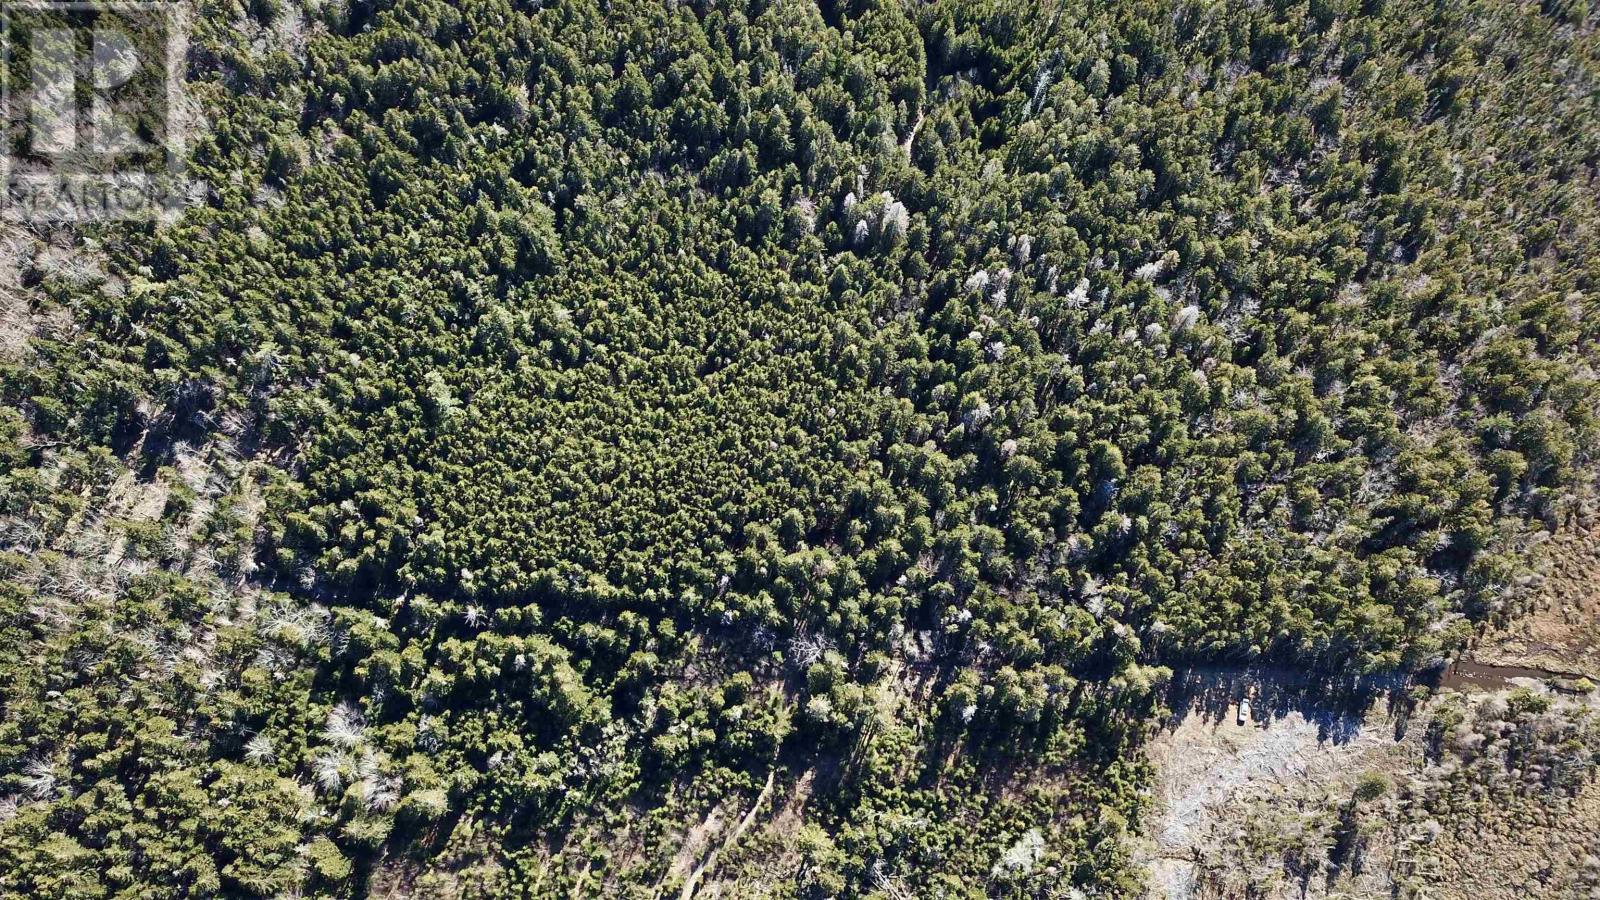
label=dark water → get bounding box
[1161,657,1593,746]
[1436,658,1590,693]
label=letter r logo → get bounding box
[28,24,147,156]
[2,0,191,221]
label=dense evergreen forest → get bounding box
[1,0,1597,896]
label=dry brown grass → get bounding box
[1140,678,1600,900]
[1476,522,1600,680]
